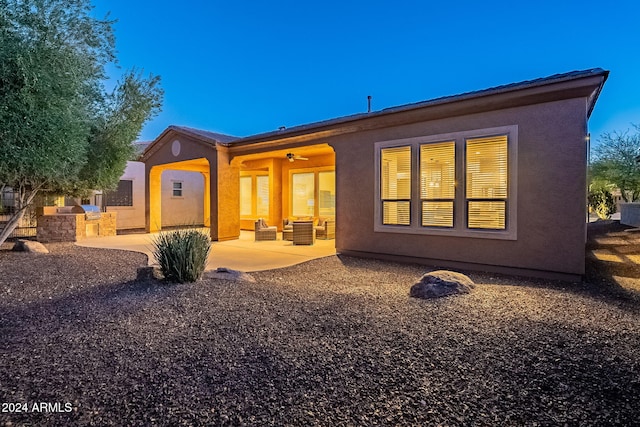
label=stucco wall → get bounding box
[107,161,145,230]
[160,170,205,227]
[330,98,589,278]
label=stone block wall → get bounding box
[37,212,117,243]
[37,214,79,243]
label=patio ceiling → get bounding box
[230,143,334,166]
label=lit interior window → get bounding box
[420,141,455,227]
[466,135,508,230]
[381,146,411,225]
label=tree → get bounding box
[588,187,616,220]
[590,124,640,203]
[0,0,163,245]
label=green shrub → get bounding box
[588,188,616,220]
[152,229,211,283]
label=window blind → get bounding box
[420,142,455,227]
[381,146,411,225]
[240,176,252,216]
[292,172,315,217]
[466,135,508,229]
[256,175,269,217]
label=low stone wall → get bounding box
[619,203,640,227]
[37,213,117,243]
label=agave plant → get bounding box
[152,229,211,283]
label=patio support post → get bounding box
[147,166,162,233]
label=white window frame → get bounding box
[374,125,518,240]
[172,181,183,198]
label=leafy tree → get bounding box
[0,0,163,245]
[590,124,640,202]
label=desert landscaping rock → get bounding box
[0,222,639,426]
[409,270,475,299]
[203,267,256,283]
[136,265,164,281]
[11,239,49,254]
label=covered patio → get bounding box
[76,229,336,272]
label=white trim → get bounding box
[374,125,518,240]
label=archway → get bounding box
[148,158,211,232]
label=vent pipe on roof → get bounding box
[367,95,372,113]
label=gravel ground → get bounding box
[1,223,639,426]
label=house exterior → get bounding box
[139,69,608,280]
[104,160,206,230]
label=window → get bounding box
[420,142,455,227]
[292,172,315,217]
[256,175,270,217]
[240,174,270,218]
[466,135,508,229]
[240,176,252,216]
[290,169,335,218]
[318,171,336,217]
[172,181,183,197]
[105,180,133,207]
[381,146,411,225]
[375,126,516,240]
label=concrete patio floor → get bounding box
[76,229,337,272]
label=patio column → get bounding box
[148,166,162,233]
[202,171,211,227]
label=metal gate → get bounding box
[0,190,37,239]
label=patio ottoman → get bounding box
[293,221,315,245]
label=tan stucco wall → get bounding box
[107,161,145,230]
[330,98,589,279]
[143,131,230,240]
[160,170,205,227]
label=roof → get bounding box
[139,125,239,160]
[169,126,240,144]
[227,68,608,147]
[147,68,608,154]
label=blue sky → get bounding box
[93,0,640,145]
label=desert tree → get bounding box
[0,0,162,244]
[590,124,640,203]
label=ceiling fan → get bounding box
[286,152,308,162]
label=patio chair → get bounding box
[315,218,335,239]
[255,218,277,241]
[282,218,294,241]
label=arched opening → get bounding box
[148,158,211,232]
[230,143,336,244]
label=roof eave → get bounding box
[227,68,609,150]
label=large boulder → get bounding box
[410,270,475,299]
[12,239,49,254]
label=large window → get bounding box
[290,169,335,218]
[375,126,516,240]
[105,180,133,207]
[240,176,252,217]
[466,135,508,230]
[240,173,270,218]
[318,171,335,217]
[381,146,411,225]
[420,142,455,227]
[292,172,315,217]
